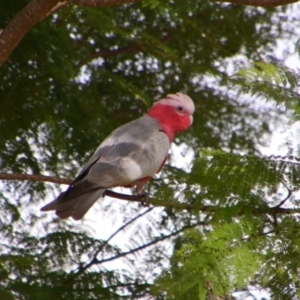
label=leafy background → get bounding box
[1,0,300,299]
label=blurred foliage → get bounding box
[231,61,300,109]
[1,0,300,299]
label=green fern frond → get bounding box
[154,223,262,300]
[231,62,299,109]
[189,150,300,199]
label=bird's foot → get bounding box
[137,192,150,207]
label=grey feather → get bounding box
[41,115,170,220]
[57,189,106,220]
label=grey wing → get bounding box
[74,116,148,179]
[87,128,170,186]
[78,115,170,186]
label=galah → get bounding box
[41,93,195,220]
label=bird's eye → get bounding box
[177,106,184,112]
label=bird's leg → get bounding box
[135,180,150,207]
[137,191,150,207]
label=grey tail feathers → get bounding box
[40,185,106,220]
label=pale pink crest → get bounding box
[153,93,195,116]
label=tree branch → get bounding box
[78,42,143,68]
[1,172,300,216]
[0,0,298,67]
[71,0,141,6]
[78,32,173,67]
[72,0,299,8]
[0,0,69,67]
[0,172,148,202]
[0,172,72,185]
[213,0,298,6]
[0,0,142,68]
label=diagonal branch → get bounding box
[275,180,292,208]
[78,33,173,67]
[94,207,154,256]
[0,172,72,185]
[0,0,69,67]
[70,207,154,277]
[78,42,144,68]
[0,0,142,68]
[71,220,205,277]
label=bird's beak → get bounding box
[189,115,193,125]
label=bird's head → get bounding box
[147,93,195,141]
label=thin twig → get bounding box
[94,207,154,256]
[72,220,205,276]
[275,180,292,208]
[72,207,154,276]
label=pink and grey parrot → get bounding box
[41,93,195,220]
